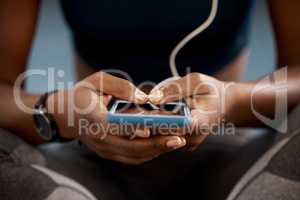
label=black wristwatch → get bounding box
[33,90,65,142]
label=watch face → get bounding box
[33,111,53,141]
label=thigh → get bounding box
[39,130,274,200]
[180,130,275,200]
[38,141,129,200]
[0,129,96,200]
[38,140,210,200]
[101,129,273,200]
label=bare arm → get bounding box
[229,0,300,126]
[0,0,46,144]
[268,0,300,67]
[149,0,300,129]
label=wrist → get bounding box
[45,90,77,140]
[224,81,253,126]
[14,93,46,144]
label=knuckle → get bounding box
[95,71,105,80]
[188,73,201,82]
[97,71,104,76]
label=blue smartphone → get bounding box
[107,100,192,127]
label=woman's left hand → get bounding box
[148,73,239,151]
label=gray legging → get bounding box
[0,129,96,200]
[0,126,274,200]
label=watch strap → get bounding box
[34,90,68,142]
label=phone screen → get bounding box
[114,102,185,116]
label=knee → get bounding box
[0,163,97,200]
[0,128,46,166]
[32,165,97,200]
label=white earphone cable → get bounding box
[169,0,218,77]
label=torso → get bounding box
[61,0,254,83]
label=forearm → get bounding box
[227,66,300,128]
[0,82,44,144]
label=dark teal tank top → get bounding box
[60,0,255,83]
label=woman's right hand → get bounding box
[46,71,186,165]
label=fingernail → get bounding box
[135,89,148,103]
[166,137,186,148]
[148,90,164,104]
[135,129,150,138]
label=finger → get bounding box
[80,135,115,159]
[86,94,149,139]
[70,88,109,131]
[101,134,186,159]
[132,127,151,138]
[149,73,214,104]
[90,134,156,162]
[185,97,197,109]
[87,91,109,123]
[189,109,212,137]
[106,124,149,139]
[164,136,186,148]
[102,94,112,106]
[191,109,211,124]
[155,127,187,136]
[81,71,148,104]
[81,135,151,165]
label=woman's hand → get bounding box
[148,73,239,151]
[47,71,149,139]
[46,71,186,164]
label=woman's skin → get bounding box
[0,0,187,165]
[0,0,299,164]
[148,0,300,150]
